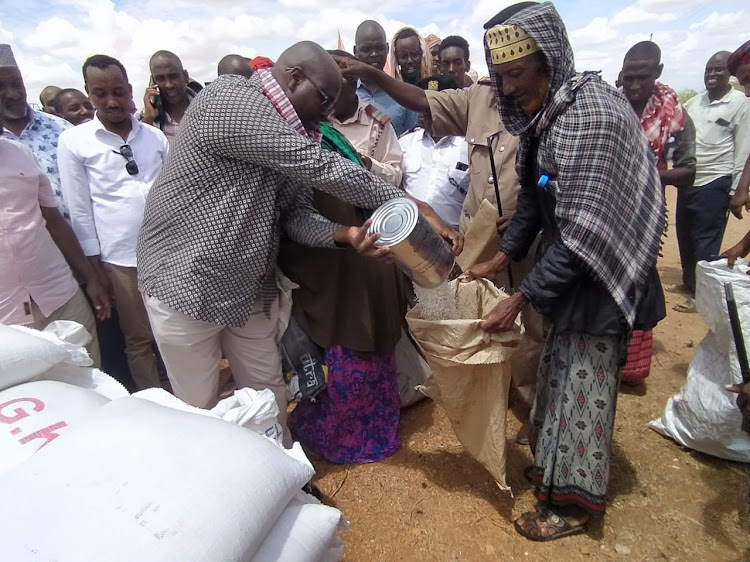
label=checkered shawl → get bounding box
[485,2,664,327]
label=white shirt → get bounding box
[684,88,750,191]
[57,115,169,267]
[398,128,470,230]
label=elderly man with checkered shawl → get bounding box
[469,2,666,541]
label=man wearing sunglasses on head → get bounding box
[58,54,169,392]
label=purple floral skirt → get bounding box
[289,346,400,464]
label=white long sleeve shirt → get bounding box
[684,88,750,192]
[398,128,470,230]
[57,115,168,267]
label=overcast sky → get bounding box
[1,0,747,108]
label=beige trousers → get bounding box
[103,263,160,390]
[143,294,288,430]
[31,287,101,368]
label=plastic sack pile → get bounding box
[0,322,346,561]
[649,260,750,462]
[406,278,522,488]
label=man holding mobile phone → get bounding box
[139,50,197,146]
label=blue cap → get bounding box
[537,175,549,187]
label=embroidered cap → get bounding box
[485,24,540,65]
[0,44,18,68]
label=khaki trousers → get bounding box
[31,287,101,368]
[143,294,288,431]
[103,263,160,390]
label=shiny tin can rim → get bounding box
[368,197,418,248]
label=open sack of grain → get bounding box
[406,278,522,488]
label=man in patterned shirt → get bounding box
[138,41,460,434]
[0,44,72,221]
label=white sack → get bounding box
[211,387,283,444]
[39,363,130,400]
[38,319,94,354]
[134,387,284,445]
[0,324,70,389]
[0,380,109,475]
[395,327,432,408]
[0,397,315,562]
[132,387,216,417]
[649,260,750,462]
[253,491,347,562]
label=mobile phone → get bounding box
[149,75,159,108]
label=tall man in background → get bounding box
[354,21,418,135]
[39,85,61,114]
[140,50,197,146]
[676,51,750,312]
[618,40,695,385]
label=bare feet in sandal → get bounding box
[514,506,589,542]
[664,283,692,295]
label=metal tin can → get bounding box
[368,198,455,288]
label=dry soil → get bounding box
[310,188,750,562]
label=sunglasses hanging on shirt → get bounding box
[112,144,139,176]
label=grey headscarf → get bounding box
[0,44,18,67]
[484,2,664,327]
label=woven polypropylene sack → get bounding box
[0,397,316,561]
[0,380,110,476]
[252,492,347,562]
[406,278,522,488]
[649,260,750,462]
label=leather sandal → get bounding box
[513,507,587,542]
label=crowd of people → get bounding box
[2,0,750,544]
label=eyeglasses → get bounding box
[396,51,422,64]
[112,144,139,176]
[286,67,335,117]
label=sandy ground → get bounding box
[309,188,750,561]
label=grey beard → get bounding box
[2,103,28,121]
